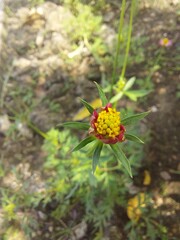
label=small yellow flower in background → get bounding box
[143,170,151,186]
[159,37,172,47]
[4,226,26,240]
[127,193,146,222]
[116,77,126,91]
[3,202,16,220]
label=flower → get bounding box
[89,103,126,144]
[116,77,126,91]
[127,193,146,222]
[143,170,151,186]
[159,37,172,47]
[61,82,149,176]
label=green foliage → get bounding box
[41,127,168,239]
[64,2,102,41]
[121,111,150,126]
[112,30,148,73]
[0,124,162,239]
[125,133,144,144]
[94,82,108,106]
[125,205,169,240]
[0,175,41,238]
[72,136,95,152]
[110,143,132,178]
[59,121,90,130]
[110,76,151,103]
[80,98,94,114]
[92,141,103,173]
[62,0,110,68]
[129,36,147,64]
[43,99,61,112]
[28,0,45,6]
[41,128,143,235]
[1,193,16,221]
[8,85,35,108]
[176,84,180,98]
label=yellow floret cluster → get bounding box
[95,108,121,138]
[162,38,169,45]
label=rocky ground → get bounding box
[0,0,179,239]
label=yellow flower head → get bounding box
[90,103,126,144]
[95,107,121,138]
[127,193,146,222]
[159,37,172,47]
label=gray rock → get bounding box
[160,171,171,181]
[0,115,11,133]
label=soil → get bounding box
[0,0,179,240]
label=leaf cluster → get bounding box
[41,127,144,232]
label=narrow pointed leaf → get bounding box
[110,92,123,103]
[73,98,101,121]
[123,77,136,91]
[80,98,94,114]
[72,136,95,152]
[110,144,132,178]
[92,141,103,173]
[94,82,108,106]
[121,111,150,126]
[58,122,90,130]
[125,133,144,144]
[124,90,150,101]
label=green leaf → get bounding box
[92,141,103,173]
[94,82,108,106]
[80,98,94,114]
[110,91,123,103]
[121,111,150,126]
[59,122,90,130]
[65,184,79,200]
[72,136,95,152]
[110,144,132,178]
[125,133,144,144]
[89,171,97,187]
[124,90,150,101]
[123,77,136,91]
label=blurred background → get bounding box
[0,0,179,239]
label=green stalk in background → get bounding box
[111,0,126,96]
[120,0,135,81]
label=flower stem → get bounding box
[99,165,120,172]
[27,121,47,139]
[111,0,126,97]
[120,0,135,81]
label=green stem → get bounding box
[120,0,135,81]
[5,103,46,138]
[111,0,126,97]
[27,121,47,139]
[99,165,120,172]
[9,115,47,139]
